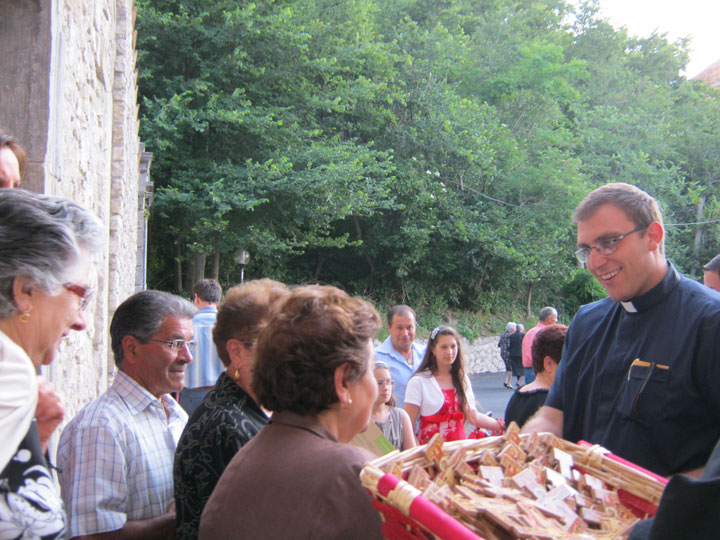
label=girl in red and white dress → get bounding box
[403,326,502,444]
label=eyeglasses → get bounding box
[575,226,647,264]
[149,339,197,353]
[376,380,394,387]
[63,282,94,311]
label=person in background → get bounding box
[508,322,525,388]
[0,189,102,539]
[374,305,425,406]
[174,278,289,540]
[504,324,567,428]
[0,131,26,188]
[497,322,516,389]
[703,254,720,292]
[58,290,196,540]
[521,307,558,385]
[179,279,223,416]
[199,285,383,539]
[404,326,502,444]
[523,182,720,477]
[371,361,416,451]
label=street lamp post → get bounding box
[233,250,250,284]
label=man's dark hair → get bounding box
[532,324,568,374]
[192,279,222,303]
[386,305,416,326]
[110,290,196,366]
[703,255,720,274]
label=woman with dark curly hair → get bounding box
[199,285,382,540]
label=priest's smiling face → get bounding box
[577,203,666,303]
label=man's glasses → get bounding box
[64,282,94,311]
[376,380,394,387]
[575,226,647,264]
[150,339,197,353]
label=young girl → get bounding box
[404,326,502,444]
[372,362,417,451]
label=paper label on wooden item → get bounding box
[424,433,445,466]
[499,441,527,463]
[408,465,432,490]
[545,466,567,488]
[480,465,505,486]
[553,447,575,478]
[511,467,546,499]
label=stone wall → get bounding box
[0,1,143,419]
[463,335,505,374]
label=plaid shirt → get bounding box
[57,370,187,537]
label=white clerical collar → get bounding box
[621,301,637,313]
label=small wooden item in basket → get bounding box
[360,422,667,539]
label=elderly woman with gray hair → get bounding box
[0,189,102,539]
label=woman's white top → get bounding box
[404,370,476,416]
[0,328,38,470]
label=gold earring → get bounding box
[234,368,240,380]
[346,396,353,407]
[19,312,31,323]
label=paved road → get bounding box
[469,371,516,420]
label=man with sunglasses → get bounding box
[58,290,197,540]
[524,183,720,478]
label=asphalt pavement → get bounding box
[469,371,516,420]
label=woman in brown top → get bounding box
[199,285,383,540]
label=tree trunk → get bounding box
[353,216,376,275]
[191,253,206,285]
[526,283,533,317]
[211,251,220,280]
[175,238,183,292]
[313,258,324,282]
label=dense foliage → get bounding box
[136,0,720,325]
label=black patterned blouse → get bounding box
[173,372,268,540]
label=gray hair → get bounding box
[110,290,197,367]
[538,306,557,323]
[505,322,516,332]
[0,189,103,318]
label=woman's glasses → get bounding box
[63,282,94,311]
[376,380,394,387]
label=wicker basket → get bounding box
[360,429,667,540]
